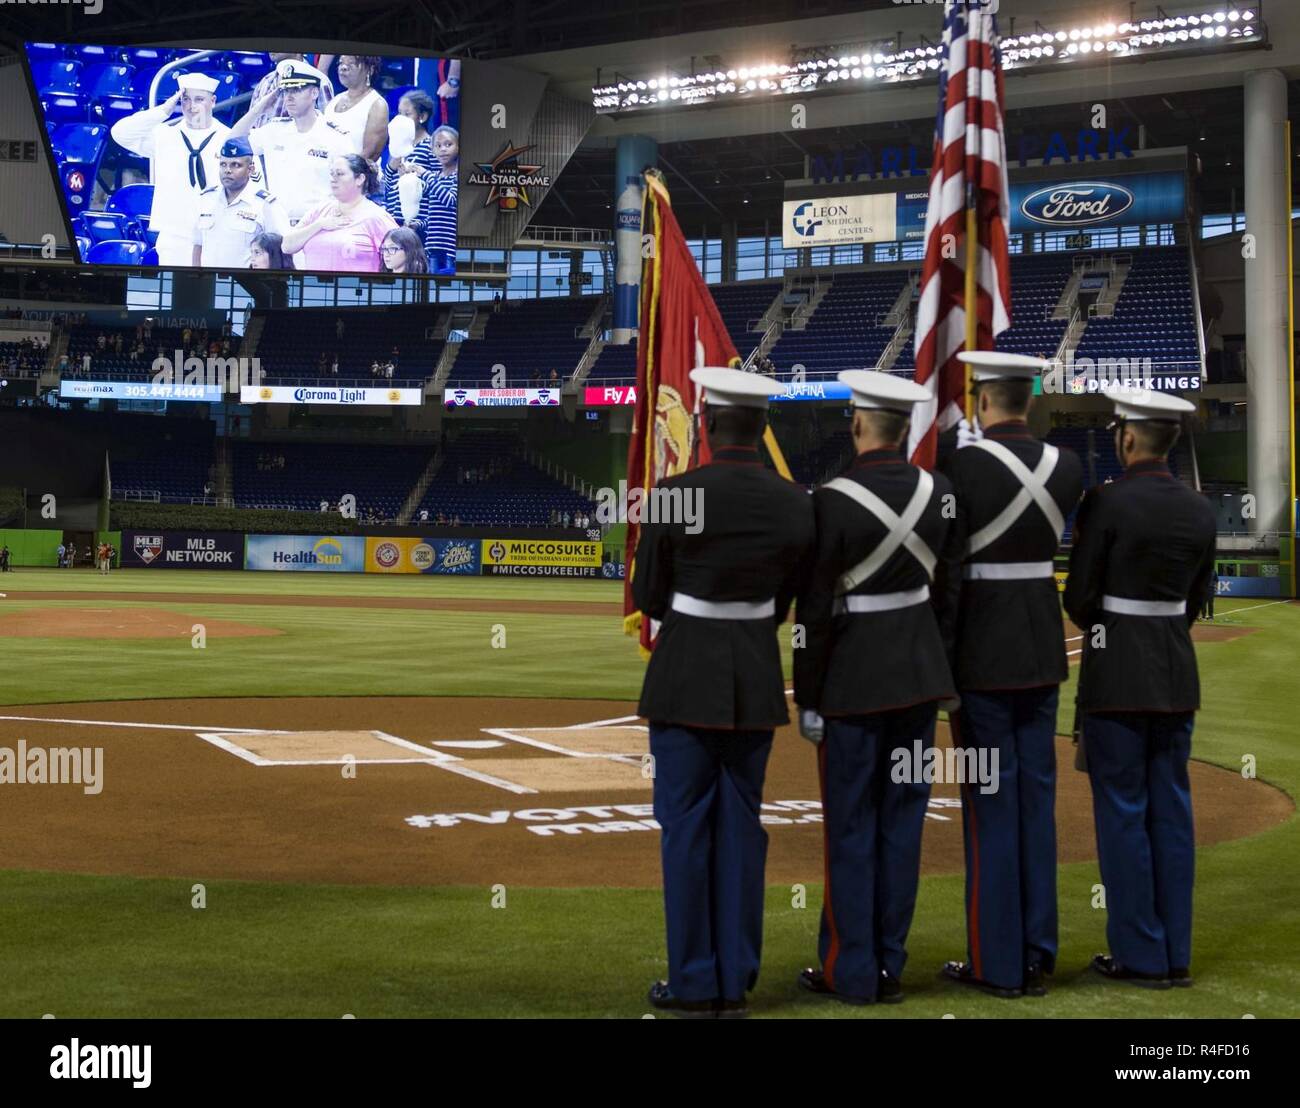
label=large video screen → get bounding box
[24,44,461,277]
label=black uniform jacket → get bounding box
[794,448,959,716]
[1064,458,1216,713]
[633,444,816,730]
[938,420,1084,691]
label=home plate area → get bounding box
[0,696,1284,889]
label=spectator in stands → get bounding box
[336,317,345,340]
[248,232,287,271]
[330,354,340,376]
[385,362,394,380]
[493,291,502,313]
[380,226,428,276]
[96,333,107,352]
[563,511,571,527]
[282,154,397,273]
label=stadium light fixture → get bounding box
[590,5,1266,113]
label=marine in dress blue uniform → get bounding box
[633,367,815,1018]
[793,371,960,1005]
[1064,389,1214,989]
[938,352,1084,999]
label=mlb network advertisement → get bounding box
[26,44,461,276]
[122,530,244,569]
[245,534,364,572]
[480,538,603,578]
[365,536,480,575]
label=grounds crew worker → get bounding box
[1065,388,1214,989]
[633,366,814,1019]
[939,351,1083,999]
[793,371,960,1005]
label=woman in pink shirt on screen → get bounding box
[281,153,397,273]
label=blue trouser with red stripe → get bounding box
[955,686,1060,990]
[1084,711,1195,975]
[649,724,773,1003]
[817,702,937,1001]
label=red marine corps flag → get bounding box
[622,170,740,654]
[908,0,1012,469]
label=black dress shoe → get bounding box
[647,980,717,1018]
[1024,963,1048,997]
[1089,954,1172,990]
[715,997,749,1019]
[797,967,872,1005]
[878,970,904,1004]
[941,960,1023,999]
[1169,967,1193,988]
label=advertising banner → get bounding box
[245,534,364,572]
[121,530,244,570]
[583,384,638,406]
[444,387,562,408]
[240,385,422,406]
[365,536,481,575]
[783,193,898,248]
[60,380,222,402]
[480,537,603,577]
[1010,171,1187,234]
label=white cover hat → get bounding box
[1109,388,1196,422]
[176,73,219,94]
[689,366,783,409]
[957,350,1049,382]
[838,370,928,412]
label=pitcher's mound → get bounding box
[0,607,281,639]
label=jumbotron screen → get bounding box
[24,44,461,277]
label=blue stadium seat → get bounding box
[86,239,146,266]
[82,211,141,244]
[74,44,118,64]
[26,43,66,63]
[141,247,159,267]
[36,60,84,124]
[75,235,92,261]
[50,123,109,211]
[106,183,154,225]
[86,63,141,125]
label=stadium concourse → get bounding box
[0,0,1297,1045]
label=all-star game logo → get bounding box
[468,141,551,211]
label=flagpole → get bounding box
[963,202,978,421]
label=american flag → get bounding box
[908,0,1012,469]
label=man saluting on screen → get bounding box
[230,59,352,228]
[110,73,230,266]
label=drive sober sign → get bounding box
[122,531,244,570]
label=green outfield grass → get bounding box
[0,570,1295,1017]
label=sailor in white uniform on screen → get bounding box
[110,73,231,266]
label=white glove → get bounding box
[956,417,984,449]
[798,709,825,746]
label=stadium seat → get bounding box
[86,239,146,266]
[86,63,141,125]
[74,44,118,64]
[36,60,84,124]
[75,235,92,261]
[26,43,66,63]
[81,211,142,245]
[51,124,109,211]
[106,183,154,226]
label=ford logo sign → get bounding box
[1020,181,1135,227]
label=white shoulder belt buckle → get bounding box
[670,592,776,620]
[1101,595,1187,617]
